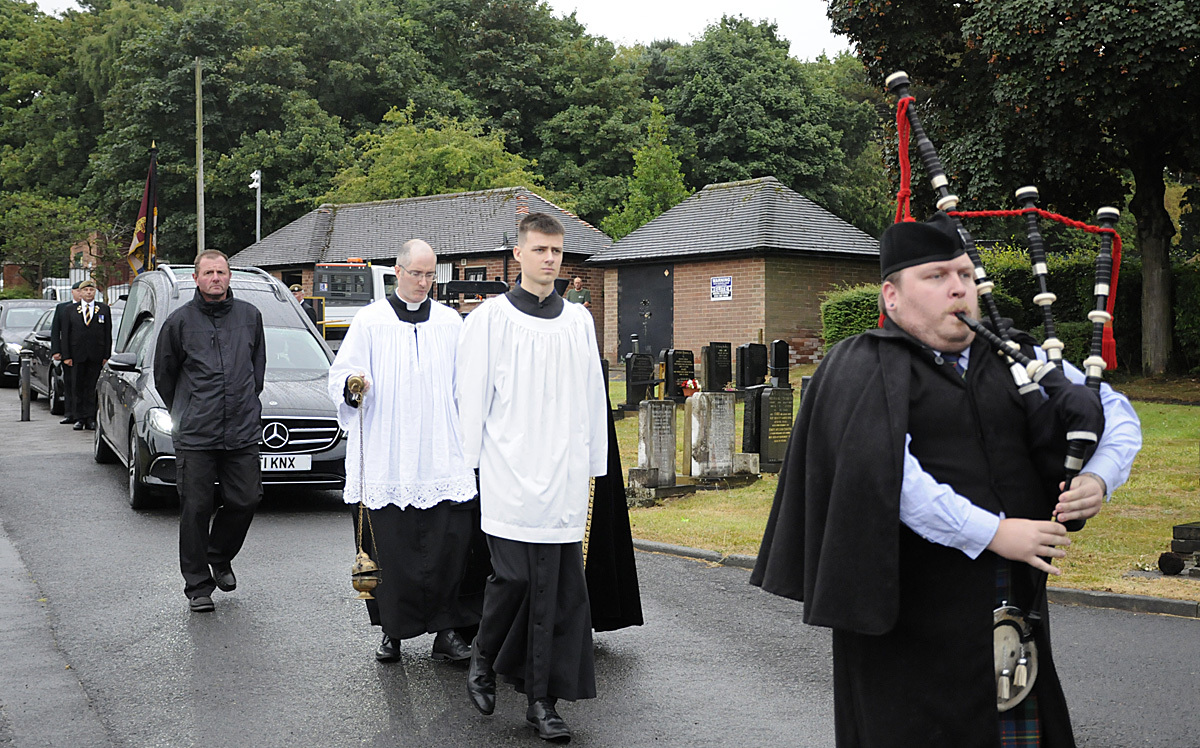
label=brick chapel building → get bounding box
[227,186,611,342]
[586,177,880,366]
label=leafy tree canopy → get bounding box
[320,106,542,204]
[601,98,690,240]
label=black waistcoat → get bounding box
[906,335,1051,521]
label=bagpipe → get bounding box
[885,71,1124,711]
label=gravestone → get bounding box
[664,349,696,402]
[684,391,736,478]
[623,352,657,409]
[736,343,768,389]
[758,387,794,473]
[769,339,790,388]
[701,342,732,392]
[742,384,769,453]
[800,375,813,403]
[633,399,676,488]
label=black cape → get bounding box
[585,402,644,632]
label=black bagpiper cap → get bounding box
[879,211,965,279]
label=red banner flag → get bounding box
[127,146,158,274]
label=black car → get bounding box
[94,265,346,508]
[1,299,57,385]
[20,307,68,414]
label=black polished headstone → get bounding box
[623,351,657,409]
[742,384,769,453]
[736,343,768,389]
[759,387,794,473]
[769,339,790,388]
[701,342,732,392]
[664,349,696,401]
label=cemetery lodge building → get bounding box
[230,177,879,371]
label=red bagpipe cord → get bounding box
[888,97,1122,369]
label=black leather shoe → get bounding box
[432,629,471,662]
[466,640,496,715]
[189,595,215,613]
[60,417,73,424]
[375,634,400,662]
[526,699,571,743]
[211,563,236,592]
[73,421,84,430]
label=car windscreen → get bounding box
[265,327,330,371]
[167,286,305,328]
[3,307,49,329]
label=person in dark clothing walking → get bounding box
[61,279,112,431]
[50,281,82,424]
[154,250,266,613]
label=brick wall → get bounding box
[763,254,878,364]
[602,267,619,363]
[672,257,768,361]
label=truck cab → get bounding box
[312,259,396,350]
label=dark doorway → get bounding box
[617,264,674,359]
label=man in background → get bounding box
[155,250,266,614]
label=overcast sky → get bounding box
[34,0,850,60]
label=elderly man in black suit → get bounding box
[50,281,83,424]
[61,279,112,431]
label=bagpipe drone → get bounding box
[885,71,1123,712]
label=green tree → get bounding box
[320,106,542,204]
[659,17,854,214]
[601,99,690,240]
[84,0,449,256]
[830,0,1200,374]
[0,191,95,288]
[0,1,99,197]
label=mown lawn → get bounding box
[615,371,1200,600]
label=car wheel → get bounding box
[93,416,117,464]
[128,430,155,510]
[48,374,64,415]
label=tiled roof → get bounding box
[229,187,611,268]
[586,177,879,265]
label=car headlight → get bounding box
[148,407,173,434]
[4,342,20,357]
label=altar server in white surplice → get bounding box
[456,212,609,743]
[329,239,483,666]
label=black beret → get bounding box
[879,212,965,279]
[71,280,82,289]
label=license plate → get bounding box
[261,454,312,471]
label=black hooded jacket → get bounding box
[154,289,266,451]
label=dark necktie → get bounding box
[83,304,92,325]
[948,353,964,378]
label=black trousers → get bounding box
[69,359,101,421]
[476,536,595,702]
[177,446,262,598]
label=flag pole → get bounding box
[195,57,205,254]
[148,141,158,271]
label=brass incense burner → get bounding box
[351,550,380,600]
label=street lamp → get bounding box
[249,169,262,243]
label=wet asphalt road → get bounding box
[1,390,1197,748]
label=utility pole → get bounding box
[249,169,262,243]
[195,57,205,253]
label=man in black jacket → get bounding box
[50,281,81,424]
[154,250,266,613]
[61,279,112,431]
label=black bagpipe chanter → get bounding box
[885,71,1124,711]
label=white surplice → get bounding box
[455,296,608,544]
[328,298,476,510]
